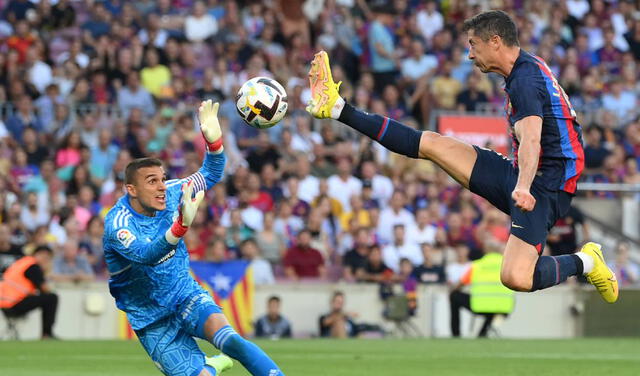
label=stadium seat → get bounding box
[382,295,422,338]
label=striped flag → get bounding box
[190,260,254,337]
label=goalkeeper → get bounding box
[103,100,285,376]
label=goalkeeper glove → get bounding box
[165,180,205,244]
[198,99,223,153]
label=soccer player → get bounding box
[103,100,285,376]
[306,10,618,303]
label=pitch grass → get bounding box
[0,338,639,376]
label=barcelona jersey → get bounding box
[504,50,584,194]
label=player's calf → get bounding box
[211,325,285,376]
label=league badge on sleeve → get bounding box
[117,229,136,248]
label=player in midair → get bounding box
[103,100,285,376]
[306,11,618,303]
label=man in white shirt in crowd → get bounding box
[406,208,437,247]
[184,0,217,42]
[360,161,393,209]
[328,157,362,212]
[296,155,319,203]
[382,224,423,273]
[377,190,415,244]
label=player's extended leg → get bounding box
[203,313,285,376]
[306,50,477,188]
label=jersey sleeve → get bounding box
[508,76,545,123]
[165,151,227,204]
[105,224,176,266]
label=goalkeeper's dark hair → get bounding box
[462,10,519,47]
[125,158,164,185]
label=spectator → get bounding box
[0,223,23,273]
[204,239,228,263]
[608,242,639,286]
[342,228,372,282]
[296,155,319,204]
[456,73,489,112]
[368,4,399,95]
[117,71,155,119]
[240,238,274,285]
[51,240,95,283]
[140,47,171,98]
[602,79,636,125]
[318,291,358,338]
[377,191,416,244]
[19,192,50,232]
[416,0,444,43]
[283,229,326,280]
[446,244,471,286]
[382,224,423,273]
[6,95,42,143]
[431,61,463,110]
[412,244,446,284]
[360,161,393,208]
[255,211,287,266]
[185,0,218,42]
[79,216,106,276]
[255,296,292,339]
[401,39,438,82]
[223,209,254,256]
[273,200,304,247]
[327,157,362,212]
[406,208,437,247]
[0,246,58,339]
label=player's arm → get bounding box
[110,182,205,265]
[508,76,545,212]
[512,116,543,212]
[166,100,226,197]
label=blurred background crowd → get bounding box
[0,0,638,287]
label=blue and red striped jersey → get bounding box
[504,50,584,194]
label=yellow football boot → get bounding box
[581,242,619,303]
[205,354,233,374]
[306,50,342,119]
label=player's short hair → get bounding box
[125,158,163,185]
[462,10,519,47]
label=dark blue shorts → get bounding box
[469,146,572,252]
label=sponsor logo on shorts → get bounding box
[117,229,136,248]
[511,222,524,229]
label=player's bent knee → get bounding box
[500,270,532,292]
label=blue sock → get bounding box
[211,325,284,376]
[203,365,217,376]
[531,255,582,291]
[338,103,422,158]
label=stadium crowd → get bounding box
[0,0,639,289]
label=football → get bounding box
[235,77,288,129]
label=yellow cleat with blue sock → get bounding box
[306,50,342,119]
[581,242,619,303]
[205,354,233,374]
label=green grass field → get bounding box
[1,338,639,376]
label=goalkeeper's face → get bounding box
[127,166,168,215]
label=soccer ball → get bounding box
[235,77,288,129]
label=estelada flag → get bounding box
[190,260,254,337]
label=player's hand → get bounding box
[168,180,205,242]
[512,188,536,212]
[198,99,223,153]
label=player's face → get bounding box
[467,30,493,73]
[128,166,167,214]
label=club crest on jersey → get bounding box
[117,229,136,248]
